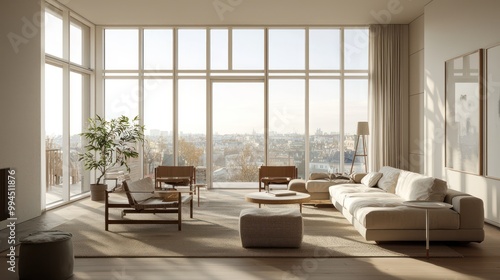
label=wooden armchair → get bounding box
[258,165,298,192]
[104,177,193,231]
[154,166,195,191]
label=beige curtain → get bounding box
[368,25,409,171]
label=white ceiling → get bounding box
[57,0,433,26]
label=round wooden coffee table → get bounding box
[245,191,311,213]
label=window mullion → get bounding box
[139,28,145,177]
[305,27,310,178]
[228,28,233,71]
[340,27,345,173]
[62,64,70,201]
[62,9,70,62]
[173,28,179,166]
[264,27,269,166]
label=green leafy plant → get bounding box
[79,115,145,184]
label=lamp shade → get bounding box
[357,122,369,135]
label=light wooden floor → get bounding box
[1,190,500,280]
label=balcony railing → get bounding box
[45,148,81,190]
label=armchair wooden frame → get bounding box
[258,165,298,192]
[104,178,193,231]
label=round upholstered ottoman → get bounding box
[239,208,303,248]
[19,230,74,280]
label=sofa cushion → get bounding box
[361,172,383,187]
[395,171,447,202]
[309,172,330,180]
[343,194,405,216]
[350,172,367,183]
[307,178,351,193]
[329,184,386,207]
[376,166,401,193]
[431,178,449,202]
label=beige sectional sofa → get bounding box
[329,166,485,242]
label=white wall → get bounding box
[409,15,425,173]
[0,0,43,228]
[425,0,500,226]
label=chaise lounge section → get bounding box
[329,166,485,242]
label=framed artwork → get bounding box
[445,49,483,175]
[485,44,500,179]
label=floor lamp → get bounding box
[350,122,369,174]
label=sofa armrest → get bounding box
[288,179,307,193]
[444,189,484,229]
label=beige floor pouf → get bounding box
[19,230,74,280]
[239,208,303,248]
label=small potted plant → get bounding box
[79,115,145,201]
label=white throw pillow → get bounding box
[361,172,383,187]
[395,171,446,202]
[126,177,155,203]
[376,166,401,193]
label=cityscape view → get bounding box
[143,130,365,185]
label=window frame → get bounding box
[43,0,95,209]
[100,26,369,187]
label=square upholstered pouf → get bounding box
[239,208,303,248]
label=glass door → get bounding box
[210,81,265,188]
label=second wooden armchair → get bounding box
[154,165,196,191]
[258,165,298,192]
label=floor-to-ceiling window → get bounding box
[343,29,369,171]
[143,29,174,177]
[102,26,368,188]
[211,81,265,187]
[44,2,93,207]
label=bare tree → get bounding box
[179,138,203,166]
[230,144,259,182]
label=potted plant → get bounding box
[79,115,145,201]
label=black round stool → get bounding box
[19,230,74,280]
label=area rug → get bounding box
[51,189,462,258]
